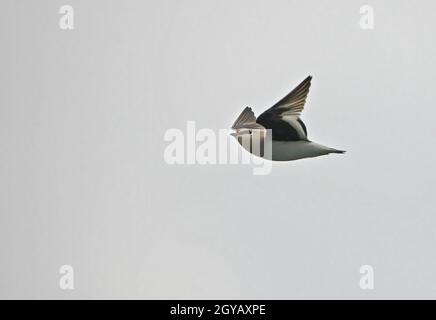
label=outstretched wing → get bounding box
[256,76,312,141]
[231,107,265,130]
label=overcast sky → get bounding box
[1,0,436,298]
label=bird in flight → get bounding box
[231,76,345,161]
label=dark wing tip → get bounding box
[267,75,313,111]
[301,75,312,88]
[301,75,312,86]
[300,75,312,83]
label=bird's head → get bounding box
[230,128,267,148]
[230,107,267,150]
[230,128,253,143]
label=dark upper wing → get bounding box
[256,76,312,141]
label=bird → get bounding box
[231,76,345,161]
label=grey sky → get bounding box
[1,0,436,299]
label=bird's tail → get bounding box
[328,148,346,154]
[311,142,346,155]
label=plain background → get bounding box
[1,0,436,299]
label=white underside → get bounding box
[269,140,342,161]
[239,139,343,161]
